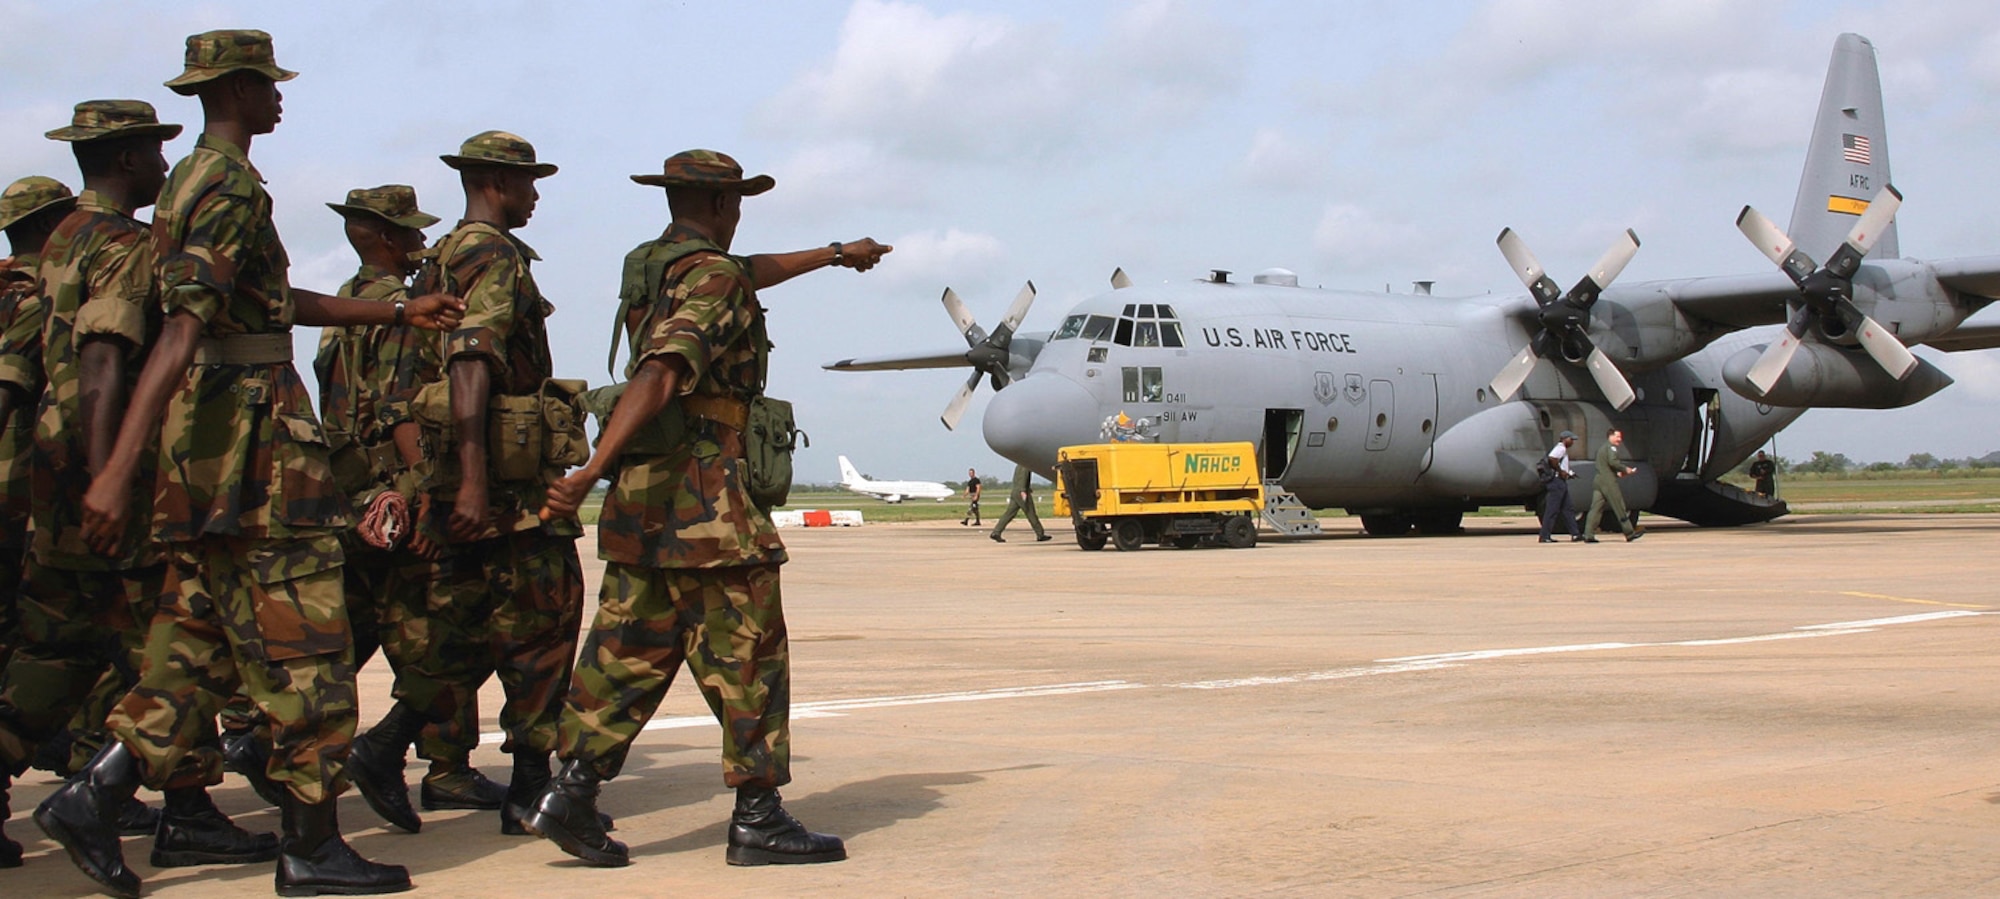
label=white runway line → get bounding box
[479,612,1988,743]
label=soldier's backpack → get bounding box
[589,239,804,509]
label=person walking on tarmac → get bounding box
[959,467,981,526]
[1582,428,1646,543]
[1538,430,1582,543]
[989,463,1048,543]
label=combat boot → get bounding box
[1,772,23,869]
[348,702,423,832]
[725,785,846,866]
[223,724,288,809]
[419,759,508,810]
[498,751,550,835]
[521,759,627,866]
[116,794,161,836]
[151,785,281,867]
[33,741,144,898]
[275,794,412,896]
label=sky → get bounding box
[5,0,2000,481]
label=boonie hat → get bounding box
[0,176,77,231]
[46,99,184,143]
[164,29,297,96]
[326,185,440,230]
[630,149,773,195]
[441,131,557,178]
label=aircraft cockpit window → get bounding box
[1137,304,1156,318]
[1141,367,1164,402]
[1113,317,1134,346]
[1081,315,1116,341]
[1160,321,1184,347]
[1157,304,1177,319]
[1134,321,1160,347]
[1053,314,1087,340]
[1122,304,1137,317]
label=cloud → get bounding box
[756,0,1245,166]
[874,227,1007,288]
[1239,128,1320,191]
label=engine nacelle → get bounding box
[1721,341,1953,408]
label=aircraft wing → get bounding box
[1925,323,2000,352]
[1632,270,1800,330]
[1928,254,2000,301]
[823,349,969,372]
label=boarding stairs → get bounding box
[1262,482,1322,536]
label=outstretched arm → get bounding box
[294,287,465,330]
[744,238,893,290]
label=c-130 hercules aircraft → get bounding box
[827,33,2000,535]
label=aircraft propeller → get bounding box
[939,281,1036,431]
[1487,228,1642,411]
[1733,184,1916,395]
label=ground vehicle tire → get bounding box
[1222,514,1257,548]
[1111,518,1146,552]
[1076,522,1108,551]
[1360,513,1411,536]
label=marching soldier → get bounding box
[404,131,585,836]
[44,30,460,897]
[319,186,503,835]
[0,173,75,869]
[526,149,889,867]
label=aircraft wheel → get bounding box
[1360,514,1411,537]
[1076,523,1108,551]
[1412,510,1464,535]
[1222,514,1257,549]
[1111,519,1146,552]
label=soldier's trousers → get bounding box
[439,529,581,757]
[343,540,487,763]
[0,543,21,672]
[558,562,790,787]
[989,496,1044,539]
[107,536,357,804]
[0,559,161,774]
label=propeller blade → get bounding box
[1744,326,1804,395]
[1850,311,1919,380]
[1569,229,1641,304]
[1110,267,1133,289]
[1844,183,1903,256]
[1735,206,1817,284]
[1487,344,1539,401]
[1584,346,1637,411]
[1496,228,1561,306]
[998,281,1037,333]
[941,288,983,346]
[940,369,982,431]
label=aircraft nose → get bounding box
[982,373,1101,473]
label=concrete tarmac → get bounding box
[9,514,2000,896]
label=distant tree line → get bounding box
[1737,450,2000,476]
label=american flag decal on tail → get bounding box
[1842,133,1872,165]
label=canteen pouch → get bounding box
[541,378,590,469]
[743,395,805,510]
[487,393,544,483]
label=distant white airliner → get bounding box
[837,455,954,503]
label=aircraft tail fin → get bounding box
[837,455,862,486]
[1787,33,1896,262]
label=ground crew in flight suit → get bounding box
[989,463,1049,542]
[1583,428,1646,543]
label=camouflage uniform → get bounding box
[419,133,582,763]
[0,180,172,779]
[104,131,357,804]
[318,186,485,770]
[557,221,793,787]
[0,177,77,666]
